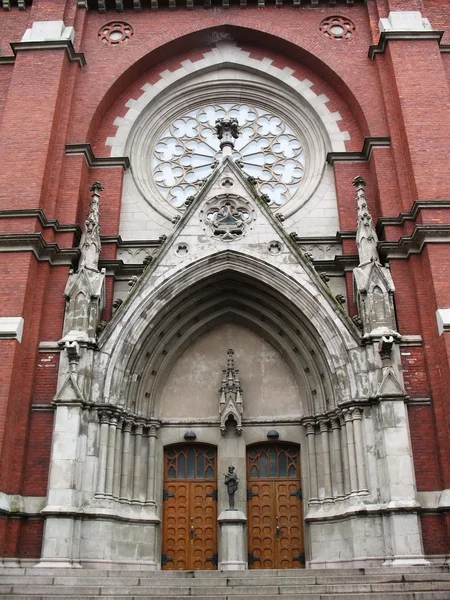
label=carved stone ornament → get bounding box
[352,177,398,338]
[215,117,239,151]
[219,349,243,435]
[79,182,103,272]
[204,194,253,242]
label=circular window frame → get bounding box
[126,68,330,221]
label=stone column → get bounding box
[105,414,117,497]
[319,419,333,500]
[120,420,133,501]
[132,422,144,502]
[344,410,358,494]
[304,420,318,502]
[113,418,123,498]
[96,411,110,496]
[330,416,344,498]
[338,412,351,495]
[146,423,158,504]
[352,407,368,493]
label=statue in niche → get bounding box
[224,465,239,510]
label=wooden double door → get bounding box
[162,445,217,570]
[247,444,304,569]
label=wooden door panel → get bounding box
[162,482,189,570]
[248,481,275,568]
[163,445,217,570]
[190,482,217,570]
[247,444,304,570]
[276,480,303,569]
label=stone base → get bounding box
[218,509,247,571]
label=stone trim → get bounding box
[0,208,80,234]
[8,40,86,67]
[369,31,444,60]
[81,0,364,9]
[38,341,61,352]
[0,233,78,264]
[65,143,130,170]
[0,493,46,517]
[406,397,432,405]
[376,200,450,231]
[436,308,450,335]
[0,317,24,342]
[417,490,450,511]
[379,224,450,260]
[1,0,27,10]
[326,137,391,166]
[31,403,56,412]
[399,335,423,346]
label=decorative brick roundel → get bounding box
[320,16,355,41]
[99,22,133,46]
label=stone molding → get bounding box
[0,316,24,342]
[369,30,444,60]
[0,208,80,234]
[66,143,130,170]
[0,232,79,264]
[6,41,86,67]
[436,308,450,335]
[81,0,364,9]
[0,493,46,517]
[326,137,391,165]
[379,224,450,260]
[377,200,450,230]
[1,0,27,9]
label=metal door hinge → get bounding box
[290,488,302,500]
[247,488,259,500]
[163,489,175,501]
[293,551,305,565]
[161,553,174,566]
[248,551,261,566]
[206,553,218,566]
[206,488,218,501]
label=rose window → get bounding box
[151,104,304,209]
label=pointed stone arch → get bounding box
[96,249,362,419]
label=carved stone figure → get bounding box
[224,466,239,509]
[215,117,240,153]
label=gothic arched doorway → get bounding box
[247,443,304,569]
[162,444,218,570]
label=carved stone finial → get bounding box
[79,182,103,272]
[219,349,243,435]
[215,117,239,156]
[353,176,380,267]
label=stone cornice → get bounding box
[376,200,450,232]
[2,40,86,67]
[0,208,81,234]
[65,143,130,170]
[0,233,78,265]
[379,224,450,260]
[80,0,363,9]
[369,30,444,60]
[326,137,391,166]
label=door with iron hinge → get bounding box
[247,443,304,569]
[162,444,217,570]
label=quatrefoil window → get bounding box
[152,103,304,209]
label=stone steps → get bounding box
[1,567,450,599]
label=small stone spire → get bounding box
[78,182,103,272]
[353,176,379,266]
[219,349,243,435]
[215,117,239,157]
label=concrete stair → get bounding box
[1,566,450,599]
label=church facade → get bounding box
[1,0,450,571]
